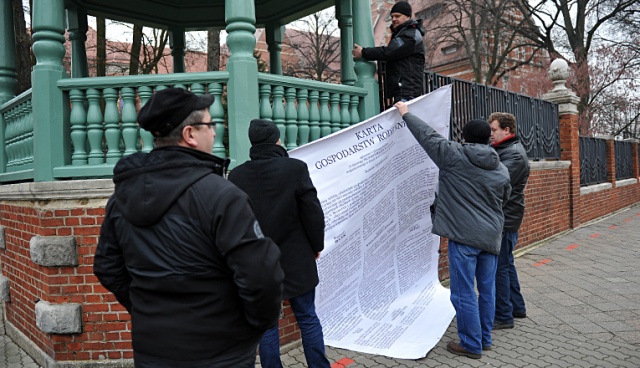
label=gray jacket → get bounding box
[403,112,511,254]
[492,136,529,231]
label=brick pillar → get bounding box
[543,59,581,228]
[603,136,616,186]
[627,139,639,179]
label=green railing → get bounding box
[0,89,34,182]
[0,72,368,183]
[55,72,230,179]
[258,73,367,150]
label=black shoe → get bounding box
[493,321,514,330]
[446,341,481,359]
[482,345,492,351]
[513,311,527,319]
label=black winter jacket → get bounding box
[362,19,425,101]
[94,146,284,364]
[228,144,325,300]
[492,136,530,231]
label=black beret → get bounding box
[463,119,491,144]
[138,87,215,137]
[390,1,412,17]
[248,119,281,145]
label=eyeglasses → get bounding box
[190,121,216,129]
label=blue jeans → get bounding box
[495,231,526,323]
[259,289,330,368]
[448,240,498,354]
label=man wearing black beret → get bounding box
[395,101,511,359]
[352,1,425,104]
[94,88,284,368]
[229,119,330,368]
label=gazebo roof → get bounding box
[69,0,334,30]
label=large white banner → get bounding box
[290,86,455,360]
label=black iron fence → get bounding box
[377,64,560,160]
[615,141,634,180]
[579,136,608,186]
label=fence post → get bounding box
[599,135,616,186]
[542,59,581,228]
[625,139,639,180]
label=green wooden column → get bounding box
[336,0,356,86]
[31,0,69,181]
[170,27,186,73]
[225,0,259,167]
[352,0,379,119]
[265,23,283,75]
[0,0,17,103]
[66,4,89,78]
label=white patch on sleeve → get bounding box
[253,220,264,238]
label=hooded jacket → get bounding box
[402,113,511,254]
[492,135,530,231]
[228,144,325,300]
[362,18,426,101]
[94,146,284,363]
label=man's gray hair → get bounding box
[153,109,207,148]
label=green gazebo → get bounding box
[0,0,381,183]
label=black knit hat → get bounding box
[462,119,491,144]
[390,1,412,17]
[248,119,281,145]
[138,88,215,137]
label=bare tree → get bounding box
[12,0,33,94]
[107,22,170,75]
[96,17,106,77]
[423,0,544,85]
[510,0,640,133]
[207,28,221,71]
[282,11,341,82]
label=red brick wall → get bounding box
[1,144,639,363]
[0,203,133,362]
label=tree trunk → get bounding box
[96,17,106,77]
[207,28,221,71]
[12,0,33,94]
[129,24,143,75]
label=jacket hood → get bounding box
[112,146,229,226]
[249,143,289,160]
[462,143,501,170]
[391,18,426,37]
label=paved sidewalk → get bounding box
[2,204,640,367]
[278,204,640,368]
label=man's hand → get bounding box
[394,101,409,116]
[352,43,363,59]
[315,252,321,260]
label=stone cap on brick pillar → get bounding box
[30,235,78,267]
[543,58,580,115]
[35,300,82,334]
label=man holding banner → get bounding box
[394,101,511,359]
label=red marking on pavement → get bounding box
[624,218,632,222]
[589,233,601,238]
[636,212,640,216]
[533,259,551,267]
[566,244,579,250]
[331,358,355,368]
[609,225,618,229]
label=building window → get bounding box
[441,45,458,55]
[416,4,443,20]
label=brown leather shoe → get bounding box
[446,341,481,359]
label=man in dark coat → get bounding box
[228,119,330,368]
[352,1,425,103]
[489,112,530,329]
[94,88,284,368]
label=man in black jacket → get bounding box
[489,112,530,330]
[229,119,330,368]
[352,1,425,103]
[94,88,284,368]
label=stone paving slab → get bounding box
[3,204,640,367]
